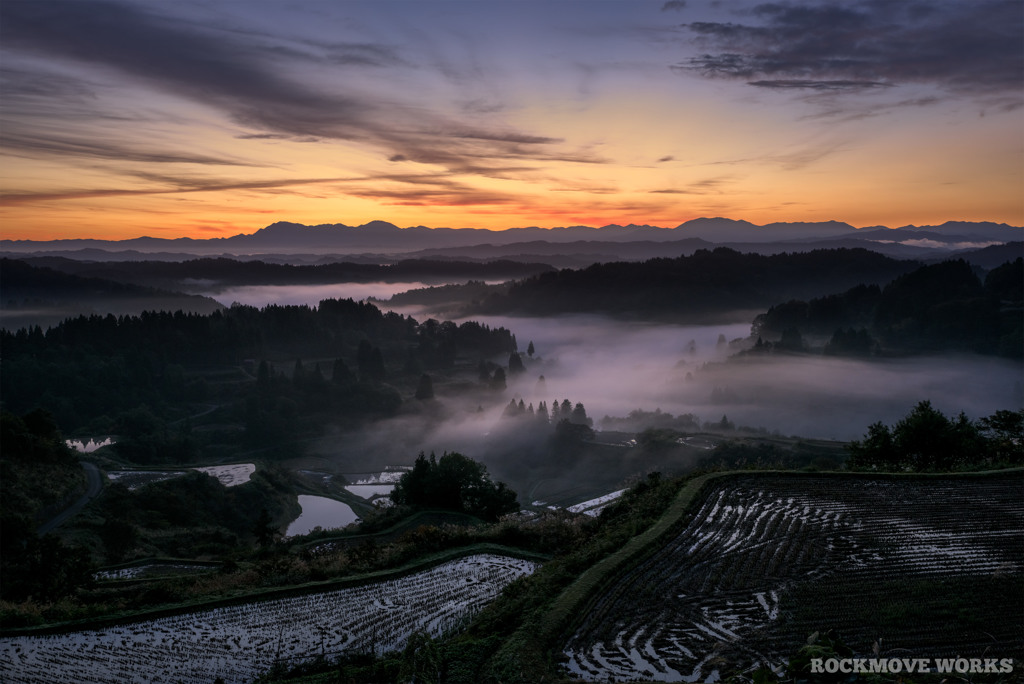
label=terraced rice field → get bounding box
[1,554,537,684]
[106,463,255,491]
[564,474,1023,682]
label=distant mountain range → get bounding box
[2,219,1020,259]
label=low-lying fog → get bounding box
[199,286,1020,485]
[311,311,1022,483]
[196,280,513,308]
[463,314,1020,440]
[199,282,441,308]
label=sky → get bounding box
[1,0,1022,241]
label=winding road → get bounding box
[37,461,103,536]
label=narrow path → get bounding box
[37,461,103,536]
[168,402,219,426]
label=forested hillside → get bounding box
[0,298,516,437]
[752,258,1023,357]
[469,248,918,320]
[0,258,223,330]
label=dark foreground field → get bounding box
[564,472,1023,682]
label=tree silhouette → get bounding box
[414,374,434,400]
[253,507,277,547]
[332,357,355,385]
[571,402,592,426]
[390,452,518,521]
[508,351,525,375]
[369,347,386,382]
[848,400,990,471]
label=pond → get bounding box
[286,495,359,537]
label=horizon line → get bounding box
[3,217,1022,244]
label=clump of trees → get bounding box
[846,401,1023,471]
[95,467,299,561]
[390,452,519,522]
[599,408,701,433]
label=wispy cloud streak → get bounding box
[0,0,579,173]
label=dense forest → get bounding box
[0,297,516,438]
[469,247,919,320]
[751,258,1023,357]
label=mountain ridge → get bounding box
[2,219,1019,255]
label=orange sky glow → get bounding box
[2,1,1021,241]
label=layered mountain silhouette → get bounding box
[3,219,1019,258]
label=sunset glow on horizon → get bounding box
[1,0,1022,241]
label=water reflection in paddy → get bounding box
[286,495,359,537]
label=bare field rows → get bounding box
[0,554,537,684]
[564,474,1023,682]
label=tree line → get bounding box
[0,299,518,435]
[21,256,553,289]
[751,258,1022,358]
[847,401,1023,471]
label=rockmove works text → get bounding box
[811,658,1015,675]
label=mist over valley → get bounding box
[3,0,1023,675]
[2,227,1021,683]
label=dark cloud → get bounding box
[322,43,407,68]
[748,79,891,91]
[0,165,529,207]
[235,133,291,140]
[798,95,943,122]
[650,175,733,194]
[0,65,97,101]
[662,1,687,11]
[0,176,358,206]
[455,131,562,145]
[345,188,518,207]
[674,1,1023,99]
[1,130,254,167]
[1,1,357,124]
[0,0,571,173]
[658,155,675,162]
